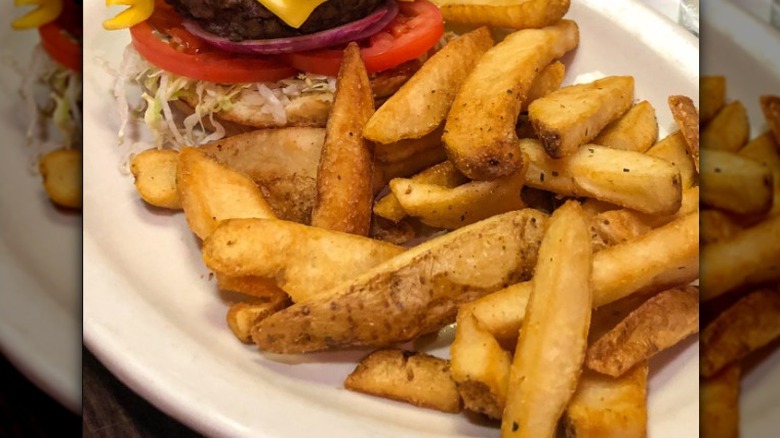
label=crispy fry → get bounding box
[364,27,494,144]
[203,218,404,302]
[38,148,82,209]
[253,209,548,353]
[701,101,750,152]
[310,43,375,235]
[522,61,566,111]
[443,20,579,180]
[435,0,570,30]
[700,149,773,215]
[345,349,461,413]
[645,131,697,189]
[130,149,180,209]
[700,365,740,438]
[588,209,653,252]
[592,100,658,153]
[215,273,288,301]
[761,95,780,144]
[701,289,780,377]
[227,299,289,343]
[176,147,276,240]
[700,76,726,124]
[586,286,699,377]
[563,366,648,438]
[739,131,780,216]
[668,95,700,172]
[501,201,592,438]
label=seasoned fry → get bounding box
[38,148,82,209]
[443,20,579,180]
[501,201,592,438]
[563,366,648,438]
[700,149,773,215]
[435,0,570,30]
[227,299,289,343]
[761,95,780,144]
[700,76,726,124]
[364,27,494,144]
[215,274,288,301]
[310,43,375,235]
[373,125,444,164]
[700,209,743,245]
[345,349,461,413]
[668,95,700,172]
[176,147,276,240]
[700,365,740,438]
[588,209,653,251]
[529,76,635,158]
[253,209,548,353]
[701,289,780,377]
[130,149,180,209]
[592,100,658,153]
[645,131,697,189]
[203,219,404,302]
[739,131,780,216]
[586,286,699,377]
[522,61,566,111]
[701,101,750,152]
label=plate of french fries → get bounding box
[84,0,699,436]
[0,8,81,412]
[701,1,780,436]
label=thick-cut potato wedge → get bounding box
[700,149,773,215]
[529,76,634,158]
[569,145,682,215]
[443,20,579,180]
[176,147,276,239]
[522,61,566,112]
[645,131,697,189]
[592,100,658,153]
[364,27,494,144]
[700,76,726,124]
[586,286,699,377]
[215,273,288,301]
[701,101,750,152]
[739,131,780,216]
[203,218,404,302]
[761,95,780,144]
[701,214,780,301]
[701,289,780,377]
[345,349,461,413]
[460,282,531,351]
[38,148,82,209]
[520,139,579,196]
[227,299,289,343]
[379,146,448,180]
[501,201,591,438]
[389,168,525,229]
[434,0,570,30]
[562,366,648,438]
[253,209,548,353]
[311,43,375,235]
[374,161,467,222]
[700,365,740,438]
[130,149,180,209]
[700,209,743,245]
[451,311,512,418]
[588,209,653,252]
[668,95,700,171]
[374,125,444,164]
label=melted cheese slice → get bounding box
[257,0,328,29]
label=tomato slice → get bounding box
[130,1,296,84]
[38,8,82,73]
[286,0,444,77]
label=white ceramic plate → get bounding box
[0,8,81,412]
[703,1,780,435]
[83,0,698,436]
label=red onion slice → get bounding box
[182,1,399,55]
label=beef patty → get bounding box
[165,0,386,41]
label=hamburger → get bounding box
[105,0,446,148]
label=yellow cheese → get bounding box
[256,0,328,29]
[103,0,155,30]
[12,0,62,29]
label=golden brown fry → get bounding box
[530,76,635,158]
[443,20,579,180]
[130,149,180,209]
[668,95,700,172]
[203,218,404,302]
[310,43,375,235]
[700,209,743,245]
[739,131,780,216]
[761,95,780,144]
[700,365,740,438]
[701,289,780,377]
[588,209,653,252]
[435,0,570,30]
[227,299,289,343]
[700,76,726,124]
[38,148,82,209]
[522,61,566,111]
[586,286,699,377]
[378,146,448,180]
[373,125,444,164]
[700,149,773,215]
[563,366,648,438]
[253,209,548,353]
[345,349,461,413]
[501,201,591,438]
[215,273,288,301]
[364,27,494,144]
[592,100,658,153]
[177,147,276,240]
[701,101,750,152]
[645,131,697,189]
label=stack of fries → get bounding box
[126,1,700,435]
[700,77,780,438]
